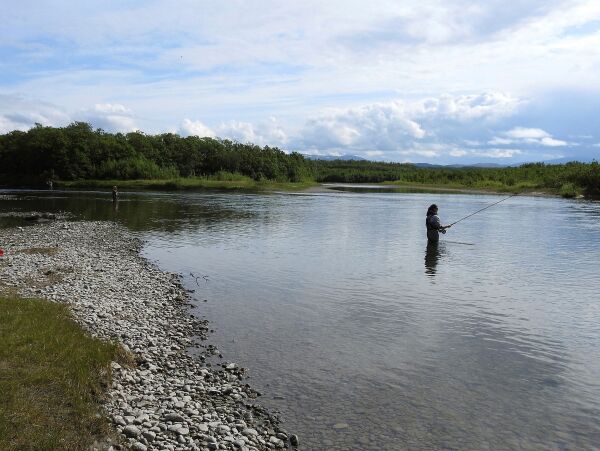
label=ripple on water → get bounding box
[5,190,600,449]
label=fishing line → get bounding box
[448,192,519,227]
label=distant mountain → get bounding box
[465,162,506,168]
[542,156,597,164]
[414,162,506,168]
[303,154,365,161]
[413,163,445,168]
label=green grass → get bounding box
[55,176,569,197]
[0,296,126,450]
[558,182,580,198]
[386,180,546,194]
[58,176,317,192]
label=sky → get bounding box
[1,0,600,164]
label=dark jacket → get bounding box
[426,214,444,242]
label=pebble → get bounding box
[123,425,141,438]
[0,220,296,451]
[290,434,300,446]
[142,430,156,441]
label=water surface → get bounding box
[2,189,600,450]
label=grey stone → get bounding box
[123,425,141,438]
[142,430,156,442]
[0,220,285,451]
[290,434,299,446]
[113,415,127,426]
[164,412,184,422]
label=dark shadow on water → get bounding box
[424,241,445,276]
[0,189,260,233]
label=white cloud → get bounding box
[397,149,440,158]
[179,116,290,146]
[449,149,468,157]
[0,96,141,134]
[491,126,569,147]
[488,137,514,145]
[300,92,518,152]
[78,103,138,132]
[216,117,288,147]
[216,121,258,143]
[0,94,70,133]
[179,119,215,138]
[473,148,522,158]
[540,136,568,146]
[414,92,520,121]
[2,0,600,167]
[0,116,28,134]
[3,0,600,135]
[302,101,426,151]
[92,103,131,115]
[505,127,550,139]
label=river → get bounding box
[2,188,600,450]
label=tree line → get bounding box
[313,160,600,197]
[0,122,598,197]
[0,122,312,184]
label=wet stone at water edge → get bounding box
[0,220,299,450]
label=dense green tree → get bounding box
[0,123,314,185]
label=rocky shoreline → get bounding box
[0,219,297,451]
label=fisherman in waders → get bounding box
[426,204,451,243]
[112,186,119,203]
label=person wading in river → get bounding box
[426,204,451,243]
[112,186,119,203]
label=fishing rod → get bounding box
[448,192,519,227]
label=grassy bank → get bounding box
[386,180,542,194]
[315,160,600,198]
[0,295,125,450]
[36,176,583,197]
[59,177,560,196]
[57,175,316,192]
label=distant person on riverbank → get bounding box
[426,204,451,243]
[46,179,53,190]
[112,186,119,203]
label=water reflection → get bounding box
[424,241,444,276]
[0,189,259,233]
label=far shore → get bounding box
[0,179,573,198]
[304,183,565,198]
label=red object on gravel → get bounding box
[0,248,4,257]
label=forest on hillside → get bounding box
[0,123,598,197]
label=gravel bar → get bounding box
[0,219,298,451]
